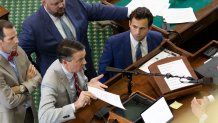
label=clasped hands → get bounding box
[11,64,37,94]
[191,96,210,119]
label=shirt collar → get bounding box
[130,33,147,48]
[0,50,10,60]
[61,64,73,80]
[44,6,59,22]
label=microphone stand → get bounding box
[126,73,133,95]
[115,69,194,95]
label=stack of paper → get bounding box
[88,86,125,109]
[126,0,170,16]
[126,0,197,24]
[162,8,197,24]
[139,49,179,73]
[157,59,193,90]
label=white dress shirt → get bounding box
[44,7,77,39]
[130,33,148,62]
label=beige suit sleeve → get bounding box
[0,76,27,109]
[38,79,76,123]
[21,70,42,93]
[18,47,42,93]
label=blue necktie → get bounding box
[136,42,142,60]
[60,17,75,39]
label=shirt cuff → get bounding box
[127,7,131,17]
[71,103,76,112]
[207,95,215,103]
[199,114,208,123]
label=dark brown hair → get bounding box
[129,7,153,27]
[0,19,14,40]
[57,39,85,63]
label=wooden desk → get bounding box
[66,40,218,123]
[102,0,218,46]
[0,6,9,20]
[170,0,218,45]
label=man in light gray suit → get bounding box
[0,20,42,123]
[38,39,108,123]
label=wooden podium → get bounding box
[148,56,202,100]
[0,6,9,20]
[66,40,218,123]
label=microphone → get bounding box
[187,77,213,84]
[105,67,136,74]
[106,67,124,73]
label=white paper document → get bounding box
[157,59,193,90]
[163,7,197,24]
[88,86,125,110]
[126,0,170,16]
[141,97,173,123]
[139,49,179,72]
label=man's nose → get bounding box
[83,59,87,65]
[136,29,140,35]
[58,2,64,8]
[15,38,19,44]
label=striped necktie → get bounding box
[136,42,142,60]
[60,17,75,39]
[8,51,18,62]
[73,73,81,96]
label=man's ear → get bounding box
[0,39,3,50]
[42,0,46,6]
[62,59,67,64]
[149,25,152,30]
[129,20,131,27]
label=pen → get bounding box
[163,49,178,56]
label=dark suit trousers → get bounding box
[24,107,34,123]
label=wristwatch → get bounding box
[19,85,27,93]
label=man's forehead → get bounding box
[130,18,148,26]
[46,0,63,3]
[72,50,85,57]
[3,27,16,35]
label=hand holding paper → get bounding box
[88,86,125,110]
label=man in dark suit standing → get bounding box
[99,7,163,82]
[18,0,129,80]
[0,20,41,123]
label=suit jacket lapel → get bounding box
[147,31,152,52]
[56,64,74,103]
[65,12,79,40]
[0,55,18,78]
[123,31,133,65]
[65,1,80,40]
[13,58,21,83]
[39,6,62,42]
[14,49,26,83]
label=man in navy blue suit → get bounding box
[19,0,128,80]
[99,7,163,83]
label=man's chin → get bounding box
[133,36,143,41]
[12,47,18,51]
[136,38,143,41]
[54,11,65,17]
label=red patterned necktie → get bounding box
[8,51,18,62]
[73,73,81,96]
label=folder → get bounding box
[195,57,218,85]
[148,56,202,100]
